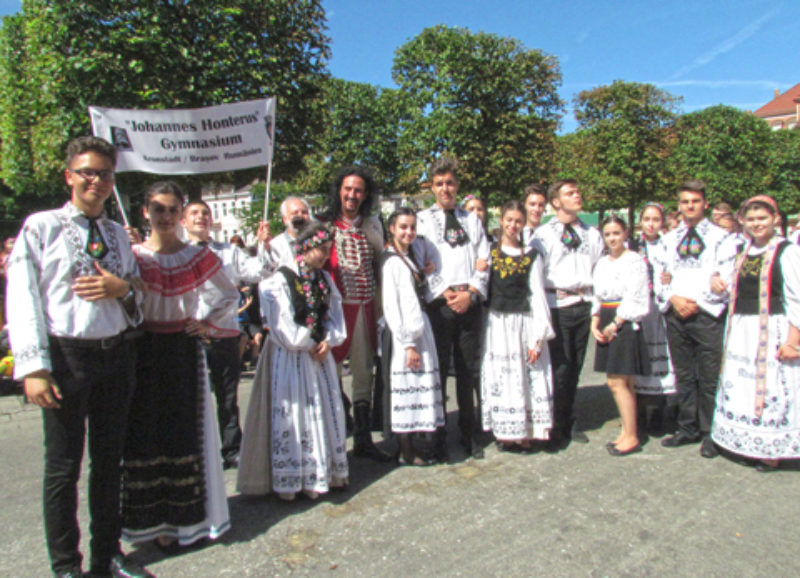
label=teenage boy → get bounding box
[6,136,151,577]
[533,179,603,450]
[653,180,737,458]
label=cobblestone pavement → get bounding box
[2,349,798,577]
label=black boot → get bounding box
[341,388,354,437]
[353,402,391,461]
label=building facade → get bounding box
[753,83,800,130]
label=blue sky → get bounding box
[322,0,797,132]
[1,1,795,133]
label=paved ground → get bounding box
[2,346,799,577]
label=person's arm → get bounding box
[382,257,425,346]
[778,245,800,361]
[322,272,347,349]
[615,254,650,325]
[190,253,240,338]
[6,218,52,380]
[468,213,490,299]
[525,252,556,362]
[234,244,275,285]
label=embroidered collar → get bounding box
[63,201,108,222]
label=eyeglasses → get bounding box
[68,168,115,182]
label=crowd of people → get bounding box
[4,136,799,577]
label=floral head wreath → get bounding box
[460,194,479,208]
[743,194,779,214]
[639,202,665,219]
[294,227,333,256]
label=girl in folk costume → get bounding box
[629,203,677,436]
[711,195,800,471]
[592,216,651,456]
[481,200,555,451]
[380,208,445,465]
[122,181,238,549]
[237,221,348,500]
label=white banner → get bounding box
[89,98,275,175]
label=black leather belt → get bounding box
[52,329,143,350]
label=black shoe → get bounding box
[353,438,393,461]
[661,433,701,448]
[495,441,523,453]
[462,439,484,459]
[570,429,590,444]
[352,402,392,462]
[545,435,568,453]
[607,443,642,457]
[755,461,780,473]
[223,454,240,470]
[53,568,82,578]
[109,555,153,578]
[700,437,719,458]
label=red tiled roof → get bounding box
[754,83,800,117]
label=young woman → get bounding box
[591,216,650,456]
[121,181,238,548]
[237,221,348,500]
[630,203,677,435]
[711,195,800,472]
[462,194,496,244]
[480,200,554,451]
[380,208,445,465]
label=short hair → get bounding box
[184,199,211,214]
[321,165,377,220]
[600,214,628,233]
[429,156,459,180]
[145,181,185,207]
[523,183,547,203]
[66,136,117,167]
[679,179,706,198]
[229,234,245,249]
[547,179,578,204]
[280,196,311,218]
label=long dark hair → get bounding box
[145,180,185,207]
[318,165,377,221]
[600,214,628,234]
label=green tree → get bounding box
[0,0,329,224]
[299,78,411,198]
[764,127,800,214]
[568,80,680,221]
[392,25,563,205]
[672,105,775,208]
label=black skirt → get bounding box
[594,305,651,376]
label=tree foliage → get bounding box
[672,105,775,209]
[566,81,680,219]
[392,25,563,205]
[299,77,411,198]
[0,0,329,227]
[767,127,800,214]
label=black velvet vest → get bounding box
[278,266,330,342]
[733,241,787,315]
[488,245,538,313]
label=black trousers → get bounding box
[203,336,243,460]
[427,299,483,442]
[665,309,725,438]
[548,302,592,439]
[43,336,136,573]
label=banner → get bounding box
[89,98,275,175]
